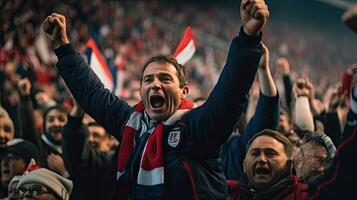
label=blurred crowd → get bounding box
[0,0,356,199]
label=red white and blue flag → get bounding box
[173,26,196,65]
[114,54,126,97]
[86,38,114,91]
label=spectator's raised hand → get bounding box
[275,57,291,75]
[17,78,32,97]
[305,78,315,102]
[70,97,84,117]
[342,4,357,33]
[328,84,346,112]
[258,43,277,97]
[47,153,69,178]
[241,0,269,36]
[42,13,69,48]
[258,42,269,70]
[293,79,309,98]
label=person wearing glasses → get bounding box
[15,168,72,200]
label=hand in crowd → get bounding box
[275,57,291,75]
[328,84,346,112]
[258,42,269,70]
[17,78,32,97]
[70,97,84,117]
[241,0,269,36]
[47,153,69,178]
[293,79,310,98]
[342,4,357,33]
[35,92,53,107]
[42,13,70,48]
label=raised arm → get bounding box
[221,43,280,180]
[276,57,292,111]
[293,79,315,132]
[17,78,42,148]
[42,13,132,139]
[186,0,269,154]
[62,99,87,175]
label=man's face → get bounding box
[140,62,188,121]
[88,125,110,152]
[0,117,14,147]
[294,143,330,183]
[45,109,67,142]
[279,114,290,132]
[1,153,26,186]
[243,136,290,189]
[17,183,58,200]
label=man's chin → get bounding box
[51,132,62,141]
[147,109,168,121]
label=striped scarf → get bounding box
[116,99,194,199]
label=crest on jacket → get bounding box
[168,128,180,148]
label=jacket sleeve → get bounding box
[62,115,88,175]
[323,112,342,146]
[54,44,132,140]
[308,87,357,199]
[185,28,262,155]
[62,115,116,182]
[17,94,44,151]
[220,92,279,180]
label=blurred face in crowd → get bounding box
[0,116,14,147]
[141,61,188,121]
[294,143,330,183]
[88,125,111,152]
[279,113,290,133]
[45,109,67,142]
[243,136,290,189]
[1,153,26,186]
[16,183,58,200]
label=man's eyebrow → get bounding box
[250,147,278,152]
[143,74,154,79]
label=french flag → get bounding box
[173,26,196,65]
[86,38,114,91]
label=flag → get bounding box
[86,38,114,91]
[114,54,126,97]
[172,26,196,65]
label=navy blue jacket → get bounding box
[62,115,117,200]
[54,28,263,200]
[220,92,280,180]
[308,109,357,200]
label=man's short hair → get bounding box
[246,129,293,158]
[140,55,188,88]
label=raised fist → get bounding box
[241,0,269,36]
[42,13,69,48]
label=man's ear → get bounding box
[243,159,246,173]
[286,159,294,174]
[181,86,189,99]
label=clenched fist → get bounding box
[241,0,269,36]
[42,13,70,48]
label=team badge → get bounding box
[168,129,180,148]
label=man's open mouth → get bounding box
[1,168,10,177]
[49,126,62,132]
[150,95,165,109]
[255,167,271,175]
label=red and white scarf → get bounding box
[117,99,195,199]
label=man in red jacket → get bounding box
[227,129,308,200]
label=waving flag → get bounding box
[114,54,126,97]
[172,26,196,65]
[86,38,114,91]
